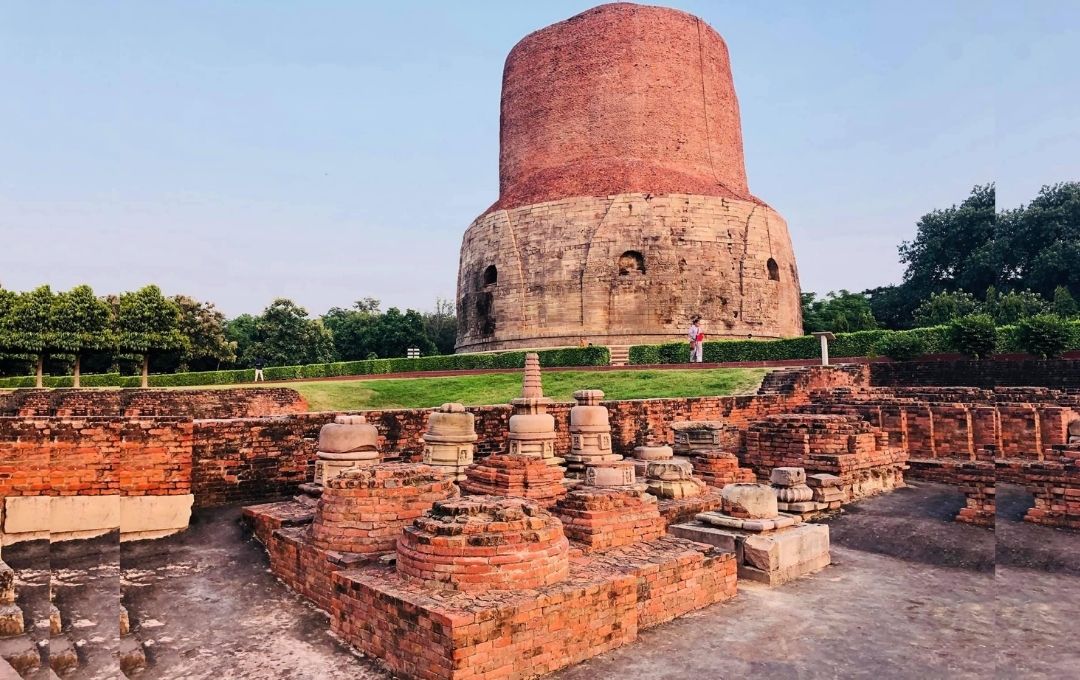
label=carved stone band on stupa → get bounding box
[508,353,561,465]
[631,444,674,478]
[644,459,706,499]
[314,414,380,486]
[564,389,619,476]
[422,402,478,481]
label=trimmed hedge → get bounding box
[0,346,610,389]
[628,322,1080,365]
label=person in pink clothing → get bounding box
[688,316,704,363]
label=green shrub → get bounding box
[0,346,610,389]
[1015,313,1075,359]
[627,327,950,365]
[948,314,998,359]
[873,333,927,361]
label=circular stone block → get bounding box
[395,496,569,592]
[318,417,378,454]
[508,412,556,434]
[770,467,807,487]
[584,460,636,487]
[423,403,478,443]
[721,483,779,520]
[645,459,694,481]
[633,445,674,461]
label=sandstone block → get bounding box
[721,484,779,519]
[770,467,807,487]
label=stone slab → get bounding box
[2,495,192,542]
[669,521,830,586]
[119,495,194,539]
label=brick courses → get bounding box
[554,487,665,551]
[0,387,306,418]
[330,536,736,680]
[395,496,570,593]
[459,454,567,507]
[0,417,192,498]
[311,464,457,554]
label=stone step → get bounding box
[608,345,631,367]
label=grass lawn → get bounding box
[282,368,768,411]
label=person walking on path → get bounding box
[253,356,266,382]
[688,316,704,363]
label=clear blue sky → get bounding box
[1,1,1077,317]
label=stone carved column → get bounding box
[564,389,619,476]
[508,353,562,465]
[423,403,477,481]
[314,415,380,486]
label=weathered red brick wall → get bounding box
[0,417,192,497]
[870,359,1080,389]
[0,388,306,418]
[493,3,749,212]
[0,419,50,497]
[189,393,809,507]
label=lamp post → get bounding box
[812,332,835,366]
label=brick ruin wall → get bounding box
[1,366,870,511]
[870,358,1080,389]
[0,387,307,419]
[5,362,1079,529]
[0,417,192,498]
[805,381,1080,528]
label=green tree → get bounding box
[864,284,920,330]
[983,287,1047,325]
[422,298,458,355]
[801,290,877,334]
[0,286,57,387]
[1053,285,1079,318]
[255,298,336,367]
[52,285,114,387]
[322,298,381,361]
[948,313,997,359]
[225,313,260,367]
[170,295,236,372]
[361,307,437,359]
[995,183,1080,297]
[912,291,980,327]
[0,284,30,377]
[899,184,997,299]
[1015,313,1074,359]
[116,285,187,387]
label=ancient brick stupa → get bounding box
[456,2,803,352]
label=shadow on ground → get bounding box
[6,482,1077,679]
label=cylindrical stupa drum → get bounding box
[456,2,803,352]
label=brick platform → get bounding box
[396,496,569,592]
[331,537,736,680]
[311,464,457,554]
[459,455,567,508]
[241,499,315,547]
[689,449,757,488]
[554,487,664,551]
